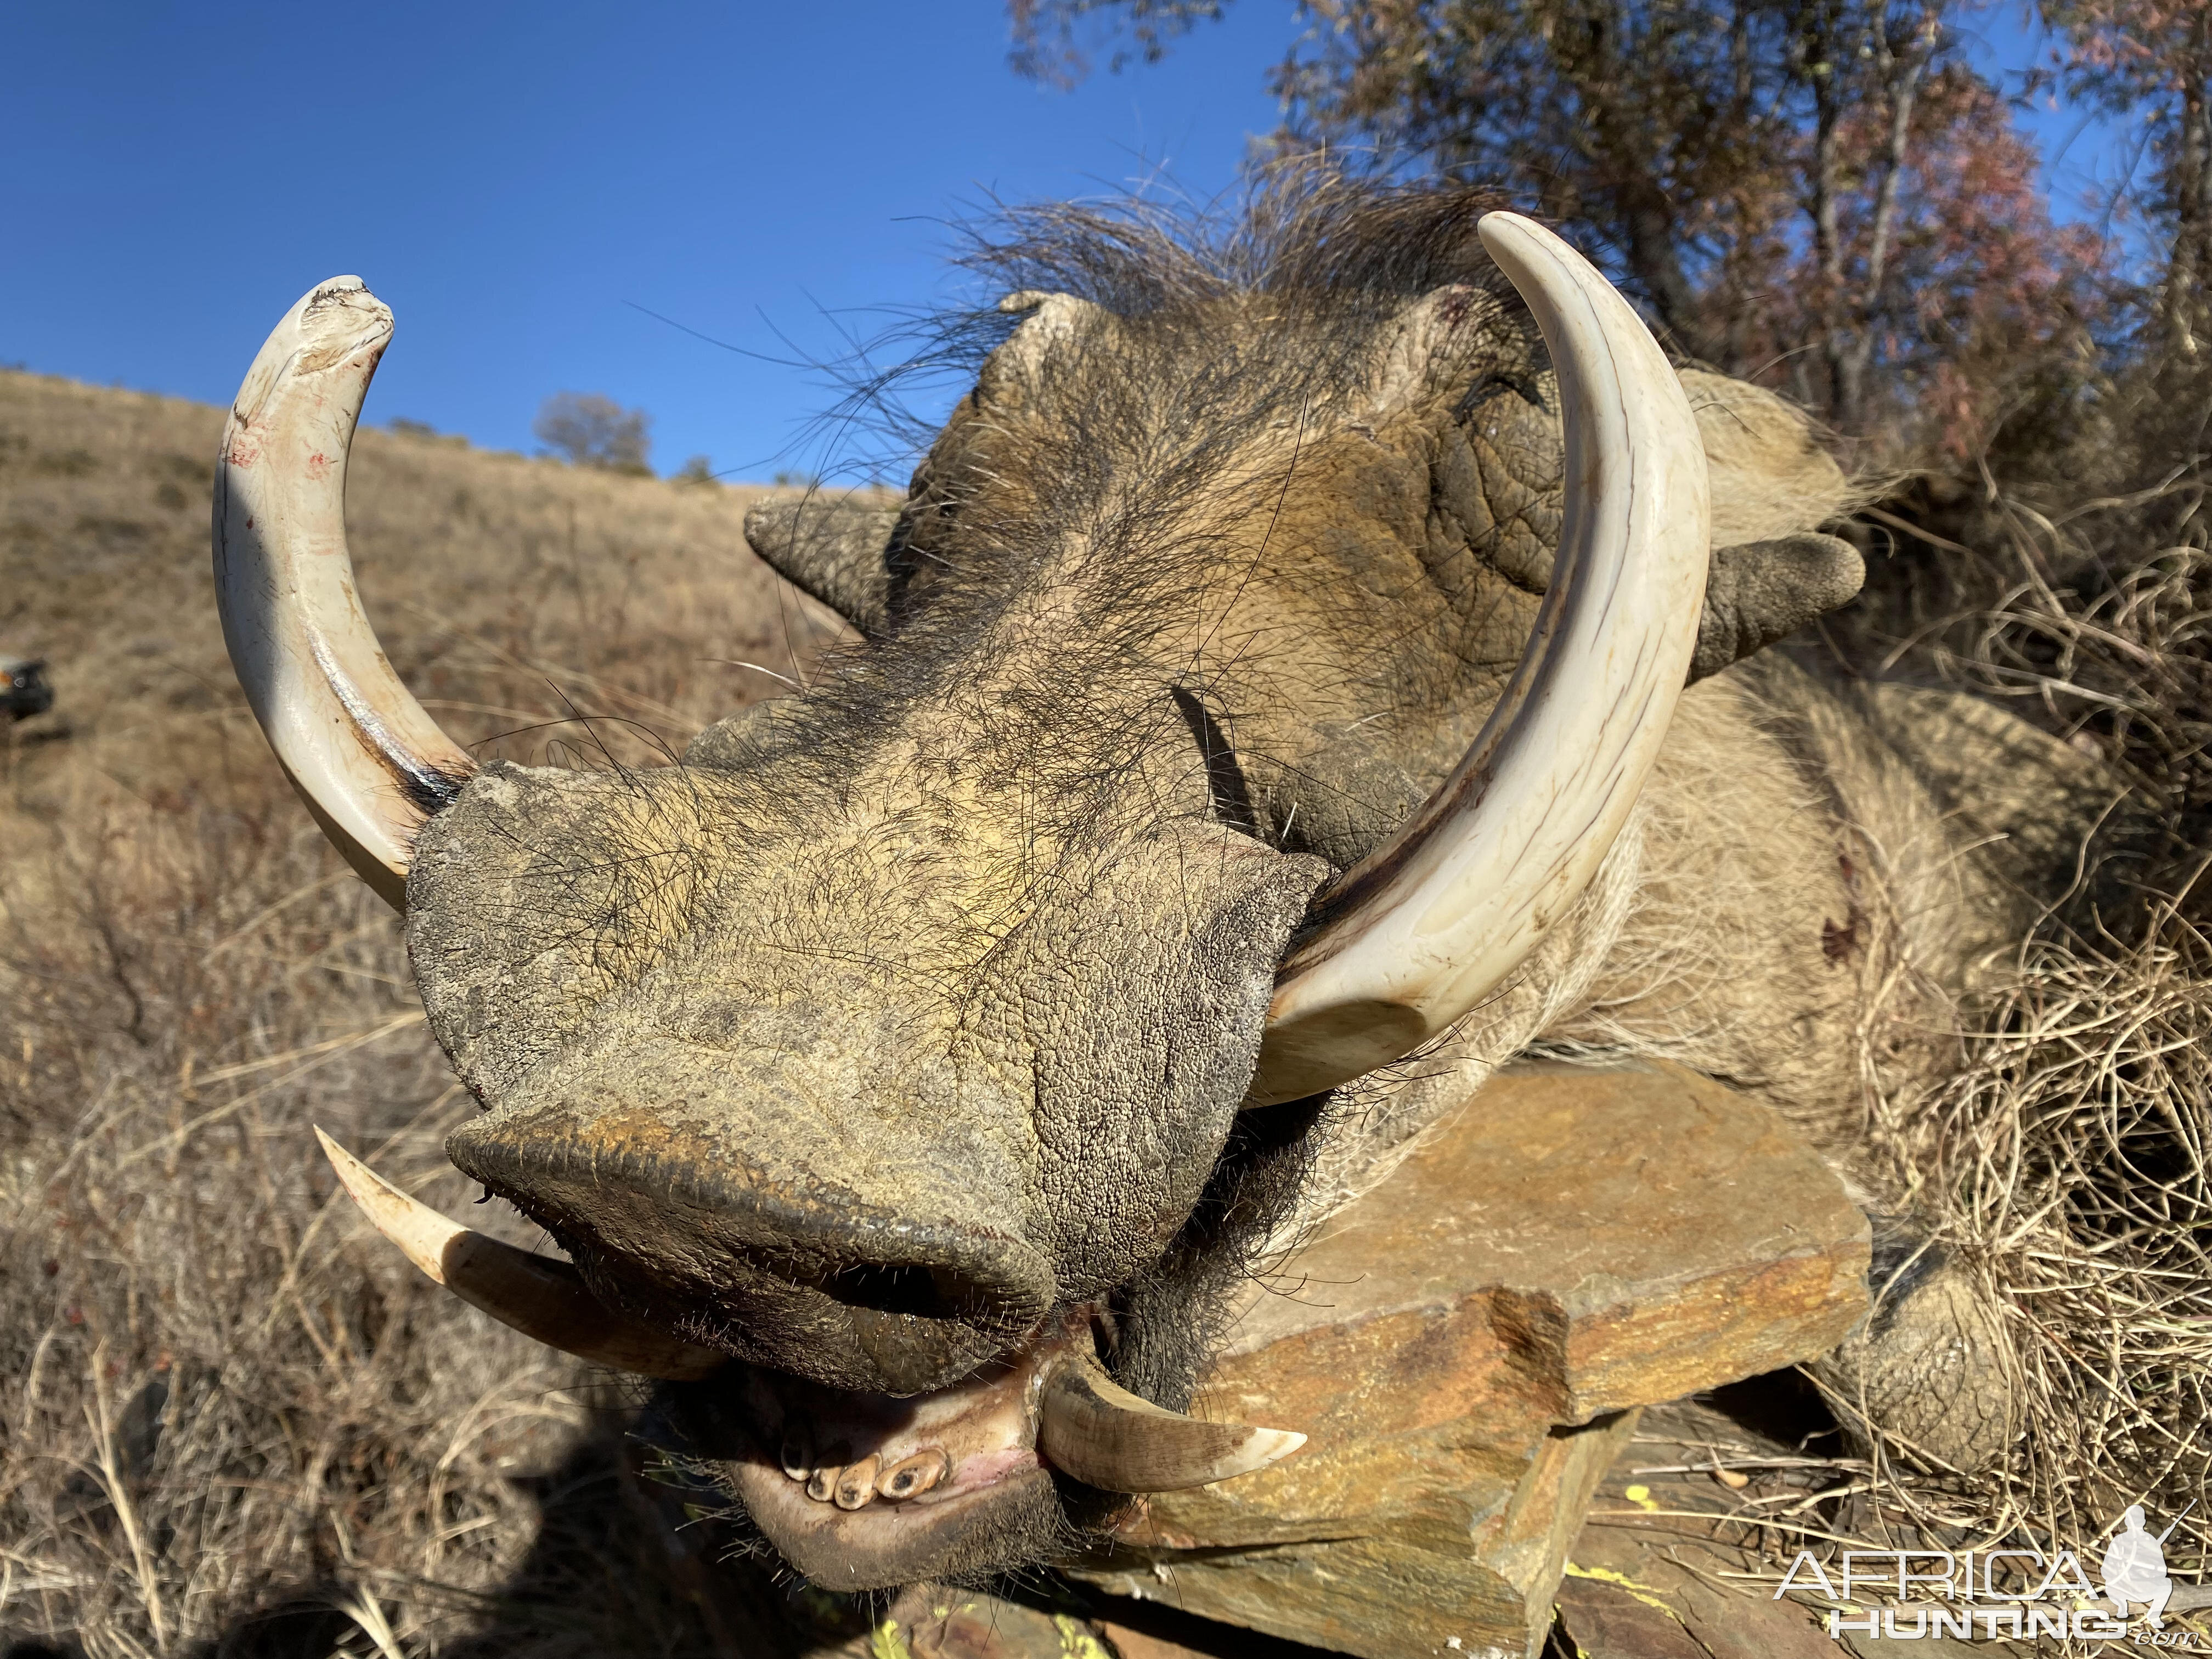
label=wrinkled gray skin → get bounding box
[400,201,2124,1585]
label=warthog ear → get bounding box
[1688,532,1864,683]
[743,494,902,638]
[1373,282,1517,404]
[992,290,1105,373]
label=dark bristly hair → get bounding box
[809,162,1520,485]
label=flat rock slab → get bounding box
[1068,1061,1870,1659]
[803,1586,1340,1659]
[1558,1397,2008,1659]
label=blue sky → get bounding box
[2,2,1296,482]
[1961,7,2138,238]
[4,3,2124,483]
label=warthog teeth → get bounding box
[785,1439,950,1505]
[778,1423,815,1483]
[879,1449,951,1501]
[805,1443,850,1504]
[1036,1353,1305,1494]
[833,1453,882,1510]
[312,1128,725,1382]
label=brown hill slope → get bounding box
[0,368,839,782]
[0,369,847,1657]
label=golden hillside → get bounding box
[0,369,849,1656]
[0,368,842,785]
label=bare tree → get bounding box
[532,392,653,475]
[2042,0,2212,360]
[1007,0,1228,83]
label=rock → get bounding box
[1559,1392,1993,1659]
[1089,1615,1249,1659]
[808,1585,1334,1659]
[851,1590,1098,1659]
[1067,1061,1870,1659]
[1080,1412,1639,1659]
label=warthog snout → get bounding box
[444,1043,1062,1395]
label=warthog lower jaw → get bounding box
[693,1313,1301,1589]
[737,1312,1305,1512]
[707,1338,1067,1586]
[317,1133,1304,1583]
[746,1336,1062,1515]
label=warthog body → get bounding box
[215,184,2120,1590]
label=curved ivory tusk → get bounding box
[1036,1352,1305,1493]
[314,1128,726,1381]
[1248,212,1711,1106]
[215,279,477,911]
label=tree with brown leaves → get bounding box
[1009,0,2108,450]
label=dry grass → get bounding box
[1869,538,2212,1561]
[1878,934,2212,1548]
[1751,436,2212,1613]
[0,369,845,1657]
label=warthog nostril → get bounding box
[816,1261,951,1321]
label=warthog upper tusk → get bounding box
[1249,211,1712,1105]
[1035,1352,1305,1493]
[215,279,477,911]
[314,1128,725,1381]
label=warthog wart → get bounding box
[210,180,2120,1589]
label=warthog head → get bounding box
[213,184,1858,1587]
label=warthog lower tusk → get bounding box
[314,1128,725,1381]
[1249,212,1712,1105]
[1036,1352,1305,1493]
[215,279,477,910]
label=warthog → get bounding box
[211,184,2110,1590]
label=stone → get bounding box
[801,1585,1336,1659]
[851,1590,1101,1659]
[1067,1061,1870,1659]
[1558,1394,1994,1659]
